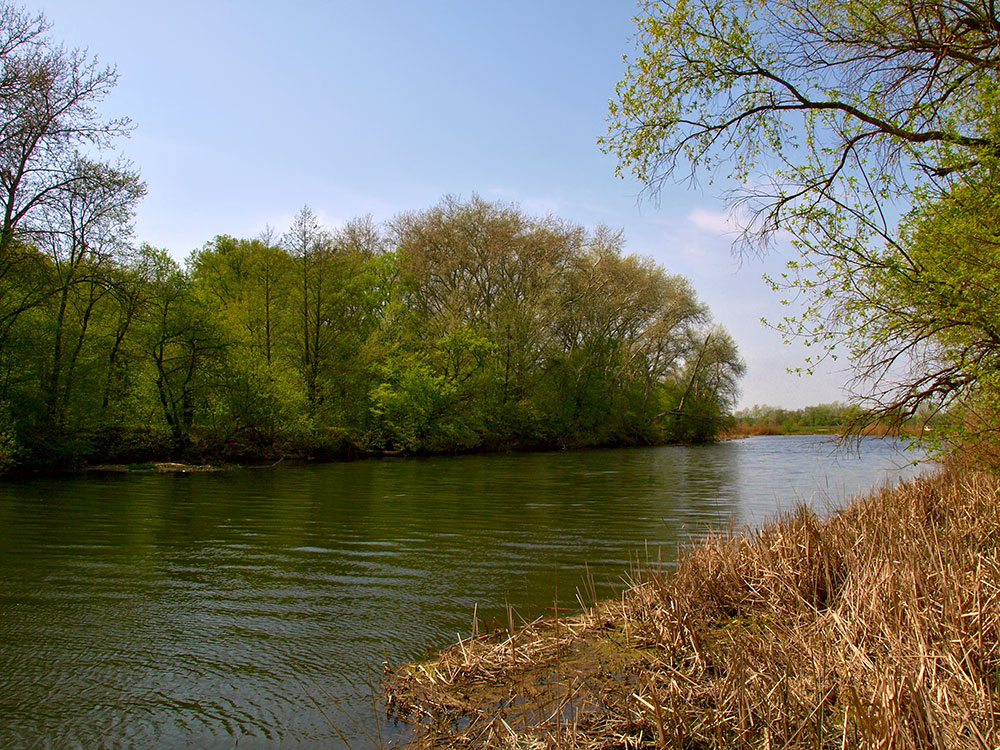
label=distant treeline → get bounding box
[0,197,745,472]
[731,402,939,436]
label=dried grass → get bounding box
[385,468,1000,748]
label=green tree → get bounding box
[145,251,226,452]
[391,195,579,441]
[190,233,292,367]
[93,246,162,454]
[188,234,305,453]
[852,176,1000,448]
[605,0,1000,443]
[545,226,721,444]
[33,159,144,439]
[666,327,746,442]
[390,196,740,449]
[283,206,382,428]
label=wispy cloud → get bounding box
[485,187,568,218]
[687,207,743,235]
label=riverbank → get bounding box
[12,434,718,478]
[86,461,228,474]
[386,466,999,748]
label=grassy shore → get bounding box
[386,467,1000,748]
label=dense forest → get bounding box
[0,193,745,472]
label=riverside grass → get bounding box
[385,468,1000,748]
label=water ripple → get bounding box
[0,436,928,748]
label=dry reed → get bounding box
[385,468,1000,748]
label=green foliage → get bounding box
[0,193,746,471]
[606,0,1000,456]
[735,402,864,432]
[369,356,457,453]
[367,326,496,453]
[0,401,18,472]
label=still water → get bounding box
[0,436,926,748]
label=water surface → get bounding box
[0,436,926,748]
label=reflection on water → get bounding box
[0,436,926,748]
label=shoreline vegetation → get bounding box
[85,461,230,474]
[385,464,999,748]
[0,194,751,478]
[38,397,936,476]
[62,421,912,476]
[62,424,904,477]
[721,422,926,440]
[722,402,939,440]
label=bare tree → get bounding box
[0,4,131,253]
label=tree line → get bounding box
[731,402,943,437]
[0,197,745,471]
[0,2,745,472]
[733,403,865,434]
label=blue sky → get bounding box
[28,0,850,409]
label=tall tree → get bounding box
[387,196,740,449]
[283,206,330,417]
[97,246,157,428]
[252,227,286,367]
[32,158,143,436]
[0,4,131,338]
[547,227,716,442]
[604,0,1000,440]
[392,196,576,417]
[190,232,291,367]
[145,252,226,451]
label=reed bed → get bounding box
[721,421,786,438]
[385,468,1000,748]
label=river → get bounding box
[0,435,927,748]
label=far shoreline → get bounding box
[7,429,914,479]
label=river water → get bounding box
[0,436,927,748]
